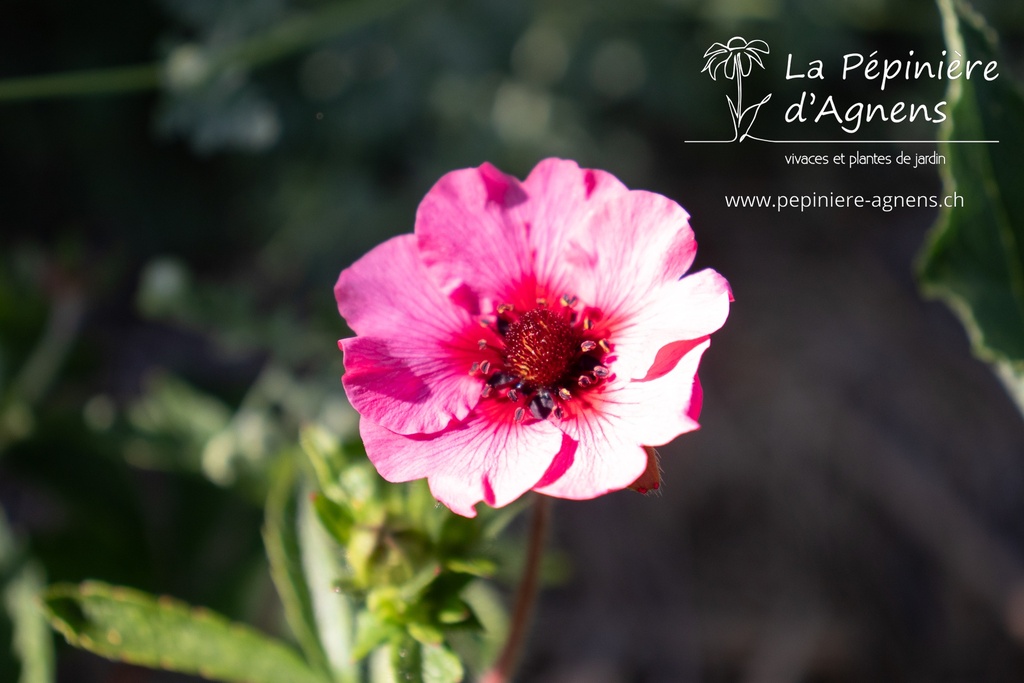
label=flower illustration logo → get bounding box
[702,37,772,142]
[335,159,731,517]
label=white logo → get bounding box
[701,37,772,142]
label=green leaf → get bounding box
[312,493,355,547]
[42,582,327,683]
[421,642,464,683]
[4,562,55,683]
[298,480,358,682]
[301,424,349,504]
[388,637,464,683]
[918,0,1024,414]
[352,609,396,661]
[264,459,332,677]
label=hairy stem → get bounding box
[481,495,551,683]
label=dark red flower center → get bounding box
[503,309,581,388]
[472,295,614,422]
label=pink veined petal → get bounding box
[594,338,710,447]
[519,158,629,297]
[535,338,711,499]
[360,402,575,518]
[532,408,649,500]
[609,268,732,380]
[557,189,698,323]
[340,335,485,435]
[335,234,486,434]
[416,163,534,308]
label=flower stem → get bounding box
[481,495,551,683]
[0,0,409,103]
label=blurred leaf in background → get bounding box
[918,0,1024,416]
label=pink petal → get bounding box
[519,158,629,297]
[557,190,698,324]
[532,410,649,500]
[596,338,709,447]
[535,338,710,499]
[416,159,632,310]
[360,402,575,517]
[335,235,487,434]
[415,163,534,308]
[610,268,732,380]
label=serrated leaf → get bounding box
[42,582,327,683]
[263,459,331,676]
[918,0,1024,414]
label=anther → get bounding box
[481,385,493,398]
[478,339,488,350]
[480,360,491,375]
[470,362,480,374]
[559,294,578,307]
[580,340,597,353]
[536,297,547,307]
[557,387,572,401]
[578,375,593,388]
[593,365,610,378]
[529,390,555,420]
[497,303,514,314]
[598,339,611,353]
[514,407,526,423]
[553,406,565,420]
[508,388,519,402]
[583,317,594,331]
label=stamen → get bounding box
[553,406,565,420]
[557,387,572,401]
[514,407,526,423]
[529,390,555,420]
[583,317,594,331]
[480,360,491,375]
[593,365,610,378]
[580,340,597,353]
[470,362,480,374]
[497,303,514,314]
[488,372,515,387]
[578,375,593,388]
[559,294,578,307]
[598,339,611,353]
[481,385,493,398]
[508,388,519,402]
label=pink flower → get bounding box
[335,159,731,517]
